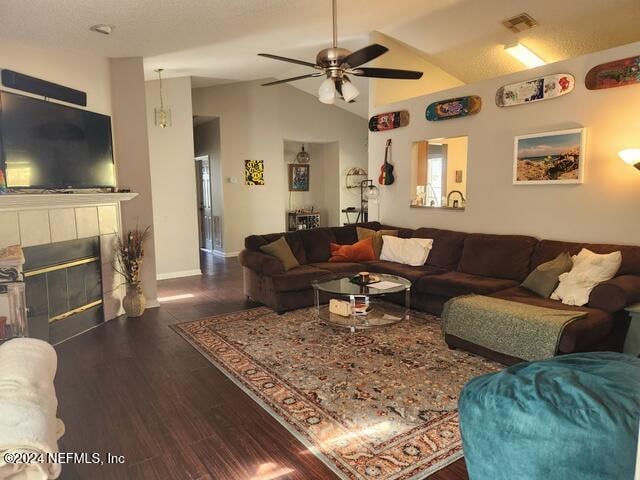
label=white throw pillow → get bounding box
[379,236,433,266]
[550,248,622,306]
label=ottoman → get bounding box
[459,352,640,480]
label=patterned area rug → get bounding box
[173,307,500,480]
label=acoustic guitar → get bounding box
[378,139,395,185]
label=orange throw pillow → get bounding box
[329,237,375,263]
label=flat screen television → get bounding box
[0,90,115,190]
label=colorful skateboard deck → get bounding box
[496,74,574,107]
[425,95,481,121]
[368,110,410,132]
[585,56,640,90]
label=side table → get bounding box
[624,303,640,356]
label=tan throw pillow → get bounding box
[259,236,300,271]
[357,227,398,259]
[521,253,573,298]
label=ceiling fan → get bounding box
[257,0,424,104]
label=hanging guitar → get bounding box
[378,139,395,185]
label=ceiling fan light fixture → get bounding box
[318,78,336,104]
[341,78,359,102]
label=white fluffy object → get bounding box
[551,248,622,306]
[0,338,64,480]
[379,236,433,266]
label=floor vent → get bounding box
[502,13,538,33]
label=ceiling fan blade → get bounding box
[261,73,323,86]
[342,44,388,68]
[258,53,319,69]
[351,67,423,80]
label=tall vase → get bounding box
[123,283,146,318]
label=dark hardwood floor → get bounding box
[54,253,469,479]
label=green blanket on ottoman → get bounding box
[459,352,640,480]
[442,294,586,361]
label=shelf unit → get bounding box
[287,212,320,231]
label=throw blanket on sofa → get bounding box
[0,338,65,480]
[442,295,587,361]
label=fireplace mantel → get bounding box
[0,192,138,210]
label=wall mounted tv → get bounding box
[0,90,115,190]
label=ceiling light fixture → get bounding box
[340,77,359,102]
[318,77,337,104]
[504,42,545,68]
[89,24,114,35]
[154,69,172,128]
[296,145,311,163]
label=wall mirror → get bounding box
[410,136,468,210]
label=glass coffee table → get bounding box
[311,273,411,331]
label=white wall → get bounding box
[368,41,640,245]
[145,77,200,279]
[192,81,368,254]
[111,57,158,306]
[0,38,112,115]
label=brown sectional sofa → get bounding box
[239,222,640,364]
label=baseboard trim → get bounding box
[212,250,239,258]
[156,269,202,281]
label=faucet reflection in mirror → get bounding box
[410,136,468,209]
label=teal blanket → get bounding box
[459,352,640,480]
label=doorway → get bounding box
[195,155,213,252]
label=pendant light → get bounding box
[296,145,311,163]
[154,69,172,128]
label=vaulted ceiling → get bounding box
[1,0,638,117]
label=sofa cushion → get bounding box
[309,262,364,274]
[551,249,622,306]
[298,228,336,263]
[357,227,398,258]
[417,271,518,297]
[271,265,333,293]
[491,286,615,353]
[361,260,443,282]
[413,228,467,270]
[332,225,358,245]
[245,231,306,264]
[521,252,573,298]
[259,236,300,271]
[380,236,433,266]
[459,234,537,281]
[329,238,376,263]
[533,239,640,276]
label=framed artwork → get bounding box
[288,164,310,191]
[513,128,586,184]
[245,160,265,185]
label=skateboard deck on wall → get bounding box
[495,74,574,107]
[425,95,481,121]
[585,55,640,90]
[368,110,410,132]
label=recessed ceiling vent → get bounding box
[502,13,538,33]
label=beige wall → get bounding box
[443,136,468,202]
[145,77,201,279]
[192,80,368,254]
[110,57,158,306]
[368,41,640,245]
[369,31,464,108]
[0,38,112,115]
[283,141,340,228]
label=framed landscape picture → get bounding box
[288,163,310,191]
[513,128,586,184]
